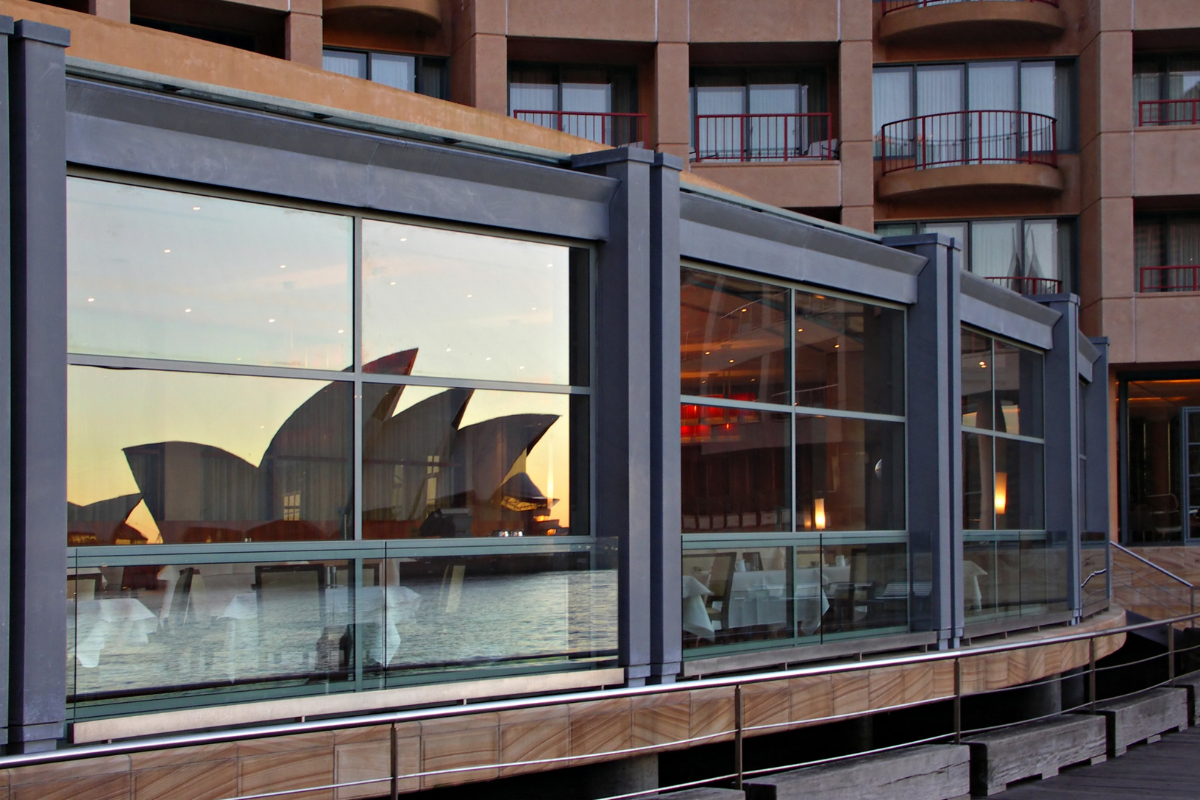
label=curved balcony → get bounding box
[877,110,1063,201]
[322,0,442,30]
[879,0,1067,44]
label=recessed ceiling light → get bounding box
[185,308,191,313]
[86,298,94,302]
[337,329,344,334]
[164,249,171,253]
[268,318,275,323]
[192,206,200,211]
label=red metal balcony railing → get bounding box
[984,276,1062,295]
[1139,265,1200,293]
[512,110,647,147]
[879,110,1057,175]
[882,0,1058,13]
[692,112,835,163]
[1138,99,1200,127]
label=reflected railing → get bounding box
[67,540,618,707]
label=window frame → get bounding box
[322,47,450,100]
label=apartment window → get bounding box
[876,218,1076,294]
[961,328,1062,624]
[508,64,642,146]
[1136,214,1200,292]
[66,177,610,709]
[873,60,1077,157]
[323,49,448,100]
[680,268,908,654]
[689,68,833,161]
[1134,55,1200,126]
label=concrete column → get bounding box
[572,147,657,685]
[887,233,962,643]
[285,8,324,69]
[839,0,875,232]
[450,0,508,115]
[88,0,129,23]
[649,153,683,682]
[652,43,690,164]
[9,19,69,753]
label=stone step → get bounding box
[965,715,1107,796]
[1170,671,1200,726]
[1091,687,1189,757]
[743,745,970,800]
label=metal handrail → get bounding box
[692,111,836,163]
[1138,99,1200,127]
[1112,541,1194,589]
[878,110,1058,175]
[1138,264,1200,293]
[512,109,648,147]
[882,0,1059,12]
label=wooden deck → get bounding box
[1001,722,1200,799]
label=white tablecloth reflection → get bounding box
[71,598,158,668]
[683,568,832,640]
[682,575,715,638]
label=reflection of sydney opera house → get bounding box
[69,349,563,546]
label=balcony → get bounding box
[877,110,1063,201]
[985,276,1062,295]
[511,110,647,148]
[692,113,836,163]
[879,0,1067,44]
[1138,99,1200,127]
[322,0,441,31]
[1139,266,1200,293]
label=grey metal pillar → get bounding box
[0,14,12,753]
[648,153,682,683]
[8,19,69,753]
[572,147,655,685]
[1039,295,1082,619]
[885,233,962,645]
[1083,338,1110,538]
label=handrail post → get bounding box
[1089,638,1097,713]
[1169,623,1176,685]
[390,723,399,800]
[953,658,962,744]
[734,684,744,790]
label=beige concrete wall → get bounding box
[1133,0,1200,31]
[688,0,839,43]
[1133,128,1200,197]
[507,0,657,41]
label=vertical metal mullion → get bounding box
[788,291,800,642]
[352,216,364,692]
[1118,379,1129,545]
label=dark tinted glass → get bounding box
[362,387,576,539]
[993,340,1043,437]
[68,179,353,369]
[961,329,992,429]
[681,269,788,403]
[795,294,904,415]
[68,367,351,546]
[362,220,574,384]
[963,432,994,530]
[820,539,908,638]
[795,416,905,531]
[995,438,1044,530]
[681,408,790,533]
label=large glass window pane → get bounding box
[820,538,908,639]
[68,558,355,703]
[362,221,574,384]
[323,49,366,79]
[795,416,905,532]
[374,548,616,678]
[680,269,788,403]
[917,65,965,167]
[963,432,994,530]
[995,438,1044,530]
[68,179,353,369]
[968,62,1018,162]
[68,367,351,546]
[362,387,578,539]
[921,222,969,270]
[970,220,1021,281]
[795,294,904,415]
[873,67,913,157]
[370,53,415,92]
[694,77,748,160]
[682,547,793,649]
[961,329,993,429]
[1019,532,1068,615]
[963,536,998,621]
[681,409,790,533]
[509,67,558,113]
[992,340,1044,438]
[1123,379,1200,543]
[1022,220,1059,285]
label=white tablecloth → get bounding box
[726,570,790,629]
[71,598,158,668]
[682,575,715,638]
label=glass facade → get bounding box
[65,177,611,713]
[960,328,1058,625]
[681,267,909,655]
